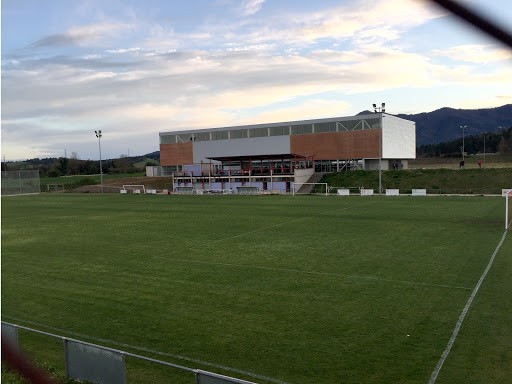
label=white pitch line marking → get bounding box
[427,229,508,383]
[155,200,471,291]
[201,201,376,246]
[161,257,472,291]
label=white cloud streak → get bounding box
[1,0,510,160]
[240,0,266,16]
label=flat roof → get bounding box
[207,153,308,162]
[160,113,388,136]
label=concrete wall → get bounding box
[382,114,416,159]
[192,136,290,163]
[364,159,390,171]
[146,166,162,177]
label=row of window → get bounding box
[160,119,380,144]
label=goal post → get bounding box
[46,184,65,192]
[292,183,328,196]
[506,189,512,230]
[122,185,146,194]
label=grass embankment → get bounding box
[410,154,512,170]
[321,168,512,194]
[40,173,173,192]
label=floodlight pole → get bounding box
[483,132,486,165]
[95,130,103,193]
[373,103,385,195]
[460,125,467,162]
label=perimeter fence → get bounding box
[1,170,40,196]
[1,322,261,384]
[327,186,506,195]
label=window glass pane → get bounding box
[315,122,338,133]
[367,118,380,129]
[177,134,192,142]
[194,132,210,141]
[291,124,313,135]
[230,129,248,139]
[249,127,268,138]
[211,130,229,140]
[160,135,176,144]
[269,126,289,136]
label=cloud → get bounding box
[236,0,439,46]
[2,0,511,160]
[239,99,352,125]
[240,0,265,16]
[31,34,82,48]
[432,44,512,63]
[30,22,133,48]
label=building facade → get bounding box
[159,113,415,193]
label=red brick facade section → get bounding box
[290,129,381,160]
[160,143,193,166]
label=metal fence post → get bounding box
[1,323,20,352]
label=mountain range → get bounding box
[5,105,511,169]
[395,104,512,146]
[97,105,512,160]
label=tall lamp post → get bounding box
[460,125,467,163]
[95,130,103,193]
[373,103,385,194]
[483,132,486,166]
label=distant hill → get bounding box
[397,104,512,146]
[4,106,511,175]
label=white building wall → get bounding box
[382,114,416,159]
[192,136,290,163]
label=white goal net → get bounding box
[292,183,328,196]
[122,185,146,194]
[506,189,512,230]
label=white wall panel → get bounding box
[192,136,290,163]
[382,114,416,159]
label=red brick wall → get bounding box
[290,129,381,159]
[159,143,193,166]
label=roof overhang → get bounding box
[206,153,308,162]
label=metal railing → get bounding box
[1,321,257,384]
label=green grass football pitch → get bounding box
[2,194,511,384]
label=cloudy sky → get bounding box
[2,0,511,161]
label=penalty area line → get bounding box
[427,229,508,384]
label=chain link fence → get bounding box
[1,170,40,196]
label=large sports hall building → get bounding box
[158,113,415,193]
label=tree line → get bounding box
[417,126,512,158]
[1,154,158,177]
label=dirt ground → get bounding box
[71,176,173,193]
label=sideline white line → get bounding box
[2,316,289,384]
[427,230,508,384]
[160,257,472,291]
